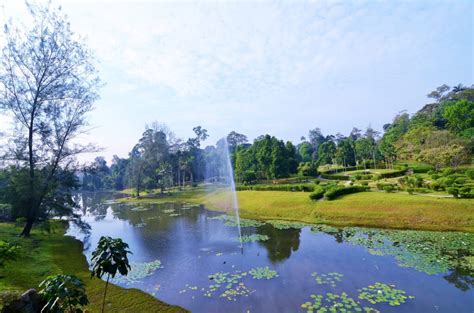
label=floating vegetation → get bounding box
[204,271,254,301]
[311,224,340,234]
[135,222,146,228]
[179,284,199,294]
[249,267,278,280]
[111,260,163,285]
[358,283,414,306]
[131,206,149,211]
[234,234,270,243]
[265,220,308,230]
[215,252,223,257]
[207,215,265,227]
[342,228,474,275]
[146,216,160,220]
[169,213,181,217]
[301,292,379,313]
[162,209,175,214]
[311,272,344,287]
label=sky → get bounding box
[0,0,472,163]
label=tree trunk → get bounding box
[101,274,110,313]
[20,218,35,237]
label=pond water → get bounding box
[68,193,474,313]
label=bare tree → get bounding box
[0,2,101,236]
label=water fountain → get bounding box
[222,137,243,251]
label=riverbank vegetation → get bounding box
[0,222,186,312]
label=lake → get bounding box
[68,193,474,313]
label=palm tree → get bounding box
[91,236,132,313]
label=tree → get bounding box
[0,2,100,236]
[39,274,88,313]
[226,131,248,151]
[317,141,336,165]
[308,128,326,160]
[443,99,474,136]
[91,236,131,313]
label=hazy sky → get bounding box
[1,0,472,163]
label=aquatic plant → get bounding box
[207,215,265,227]
[249,267,279,280]
[343,228,474,275]
[204,271,253,301]
[169,213,181,217]
[358,283,414,306]
[135,222,146,228]
[130,206,149,211]
[265,220,308,230]
[162,209,175,214]
[311,224,340,234]
[301,292,379,313]
[311,272,344,287]
[111,260,163,285]
[234,234,270,243]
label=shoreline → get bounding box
[117,188,474,233]
[0,222,188,313]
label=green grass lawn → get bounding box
[122,188,474,232]
[0,222,187,313]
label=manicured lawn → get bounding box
[0,222,187,313]
[122,188,474,232]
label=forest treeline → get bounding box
[79,84,473,193]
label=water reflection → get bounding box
[68,193,474,313]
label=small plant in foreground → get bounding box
[39,274,88,312]
[91,236,132,313]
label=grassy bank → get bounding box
[120,187,474,232]
[0,222,187,313]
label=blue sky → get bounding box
[1,0,472,163]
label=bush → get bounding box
[378,169,407,178]
[407,188,414,195]
[466,169,474,180]
[320,173,350,180]
[240,170,257,183]
[359,180,370,186]
[410,164,434,173]
[309,186,325,200]
[447,187,459,198]
[324,186,369,200]
[383,185,394,193]
[376,183,397,191]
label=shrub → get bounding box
[378,170,407,178]
[324,186,369,200]
[415,187,432,194]
[447,187,459,198]
[376,183,397,191]
[466,169,474,180]
[407,188,414,195]
[429,181,441,191]
[443,168,455,176]
[431,173,441,180]
[410,164,434,173]
[383,185,394,193]
[320,173,350,180]
[309,187,325,200]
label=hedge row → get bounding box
[319,173,350,181]
[236,184,315,192]
[377,169,407,178]
[324,186,370,200]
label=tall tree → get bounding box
[0,3,100,236]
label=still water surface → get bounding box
[68,193,474,313]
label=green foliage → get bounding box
[447,187,459,198]
[297,162,318,177]
[236,183,316,192]
[39,274,88,313]
[324,186,369,200]
[442,99,474,135]
[91,236,132,280]
[311,272,344,287]
[248,267,278,280]
[207,215,265,227]
[309,186,326,200]
[383,185,394,193]
[301,292,378,313]
[358,283,414,306]
[0,240,20,267]
[264,220,308,229]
